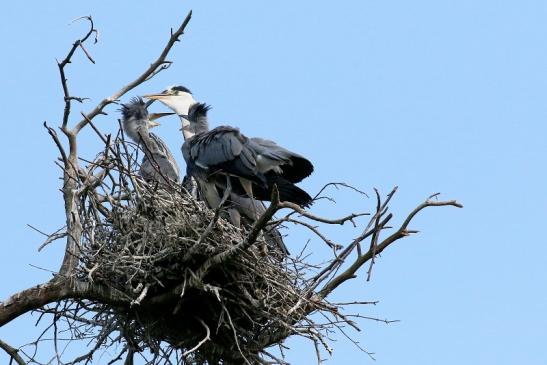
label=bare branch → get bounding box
[318,194,463,298]
[43,122,68,166]
[0,279,129,326]
[0,339,25,365]
[182,319,210,358]
[278,201,368,226]
[58,16,96,131]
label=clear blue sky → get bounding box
[1,1,546,364]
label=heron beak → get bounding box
[142,93,168,101]
[148,120,161,128]
[149,112,175,121]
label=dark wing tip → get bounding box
[283,156,314,183]
[266,175,313,207]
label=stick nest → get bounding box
[74,138,315,363]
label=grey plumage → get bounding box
[182,103,314,207]
[120,98,180,184]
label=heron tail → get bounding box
[266,174,313,207]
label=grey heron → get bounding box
[120,97,180,185]
[143,87,314,207]
[143,87,305,256]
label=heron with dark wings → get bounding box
[143,87,314,207]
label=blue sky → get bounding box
[1,1,546,364]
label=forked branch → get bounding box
[318,192,463,299]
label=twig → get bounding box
[318,194,462,298]
[182,319,210,358]
[278,201,368,226]
[0,339,26,365]
[58,16,96,131]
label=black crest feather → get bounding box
[120,97,148,121]
[188,102,212,120]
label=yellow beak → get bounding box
[149,112,175,121]
[142,93,167,101]
[148,120,161,128]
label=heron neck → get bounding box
[128,126,160,154]
[191,116,210,135]
[180,116,209,139]
[180,116,194,140]
[124,123,145,144]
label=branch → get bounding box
[0,279,129,326]
[277,201,368,226]
[318,195,463,298]
[182,319,210,358]
[43,122,68,167]
[58,16,97,131]
[0,339,25,365]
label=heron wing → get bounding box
[140,154,179,183]
[250,137,314,183]
[187,126,260,182]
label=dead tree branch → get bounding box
[0,339,26,365]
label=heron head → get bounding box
[142,85,196,116]
[120,98,162,140]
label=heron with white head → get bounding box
[143,86,314,207]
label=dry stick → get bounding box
[223,305,251,365]
[0,339,26,365]
[306,187,399,294]
[182,319,210,358]
[313,181,370,200]
[366,188,385,281]
[318,197,463,299]
[44,122,68,167]
[54,18,98,278]
[191,188,281,285]
[58,16,97,131]
[283,218,341,250]
[38,230,68,252]
[278,201,368,226]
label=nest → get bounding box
[73,136,316,364]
